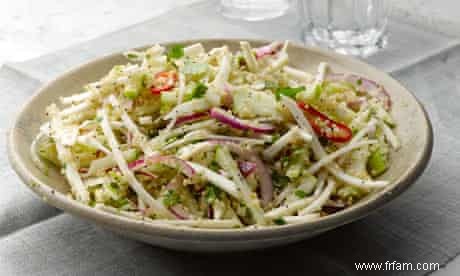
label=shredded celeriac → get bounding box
[31,41,398,228]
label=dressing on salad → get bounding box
[31,41,399,229]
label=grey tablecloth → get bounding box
[1,1,460,275]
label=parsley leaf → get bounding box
[186,82,208,101]
[273,218,287,225]
[167,45,184,60]
[163,190,181,207]
[109,198,130,209]
[275,86,305,100]
[208,160,220,172]
[295,189,308,199]
[204,185,220,204]
[272,172,290,189]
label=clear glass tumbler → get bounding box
[301,0,389,57]
[220,0,290,21]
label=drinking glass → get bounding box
[220,0,290,21]
[300,0,389,57]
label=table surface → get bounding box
[0,0,459,67]
[1,1,459,275]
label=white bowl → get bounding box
[7,39,433,252]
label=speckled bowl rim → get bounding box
[7,38,433,242]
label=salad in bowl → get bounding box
[31,41,400,229]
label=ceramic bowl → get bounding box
[7,39,433,252]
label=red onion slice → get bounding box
[223,82,233,93]
[128,155,195,177]
[254,42,283,59]
[210,107,275,133]
[207,205,213,219]
[78,167,88,173]
[326,73,391,110]
[174,111,209,126]
[127,132,133,145]
[238,161,257,177]
[135,170,157,179]
[128,158,146,170]
[208,140,273,206]
[169,205,189,220]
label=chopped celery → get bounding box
[204,185,220,204]
[296,83,323,103]
[163,190,182,207]
[183,60,208,79]
[370,99,395,127]
[232,88,278,118]
[264,80,278,91]
[284,147,309,179]
[337,185,365,203]
[125,148,140,163]
[286,163,302,179]
[160,90,178,114]
[367,147,388,176]
[38,138,60,166]
[123,89,139,100]
[323,81,354,94]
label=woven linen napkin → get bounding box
[1,1,460,275]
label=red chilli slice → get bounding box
[297,102,352,143]
[150,71,177,94]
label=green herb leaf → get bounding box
[270,133,281,144]
[356,78,363,85]
[275,86,305,100]
[125,52,140,61]
[186,82,208,101]
[163,190,181,207]
[337,186,364,204]
[273,218,287,225]
[209,160,220,172]
[167,45,184,60]
[109,182,119,190]
[165,136,178,144]
[109,198,130,208]
[271,172,290,189]
[295,189,308,199]
[204,185,220,204]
